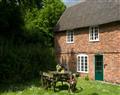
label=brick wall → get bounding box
[104,53,120,83]
[54,21,120,83]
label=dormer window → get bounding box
[89,26,99,41]
[66,30,74,43]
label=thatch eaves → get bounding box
[55,0,120,32]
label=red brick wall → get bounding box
[54,22,120,83]
[104,53,120,83]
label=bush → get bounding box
[85,75,89,81]
[75,73,80,77]
[0,38,57,83]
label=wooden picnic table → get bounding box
[40,71,71,91]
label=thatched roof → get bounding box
[55,0,120,32]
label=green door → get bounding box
[95,55,103,81]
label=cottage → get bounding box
[54,0,120,83]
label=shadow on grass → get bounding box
[54,84,83,93]
[0,78,41,93]
[88,92,99,95]
[75,87,83,93]
[55,84,69,91]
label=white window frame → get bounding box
[77,54,88,73]
[66,30,74,43]
[89,26,99,42]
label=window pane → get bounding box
[85,66,87,71]
[89,26,99,41]
[67,31,74,43]
[81,66,84,71]
[95,30,98,40]
[78,55,88,72]
[91,31,94,40]
[71,37,73,41]
[85,56,87,61]
[81,57,84,62]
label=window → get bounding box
[66,31,74,43]
[89,26,99,41]
[77,54,88,73]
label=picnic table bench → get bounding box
[40,71,72,91]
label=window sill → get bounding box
[89,40,99,42]
[66,42,74,44]
[77,71,88,73]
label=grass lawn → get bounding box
[0,78,120,95]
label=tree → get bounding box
[0,0,65,83]
[0,0,65,45]
[24,0,65,46]
[0,0,23,35]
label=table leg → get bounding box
[53,81,56,92]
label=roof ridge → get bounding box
[55,0,120,31]
[66,0,120,9]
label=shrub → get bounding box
[0,38,57,83]
[75,73,80,77]
[85,75,89,81]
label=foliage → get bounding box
[0,39,57,83]
[75,72,80,77]
[85,75,89,81]
[0,0,65,83]
[0,0,65,45]
[0,0,23,34]
[24,0,65,46]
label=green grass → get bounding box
[0,78,120,95]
